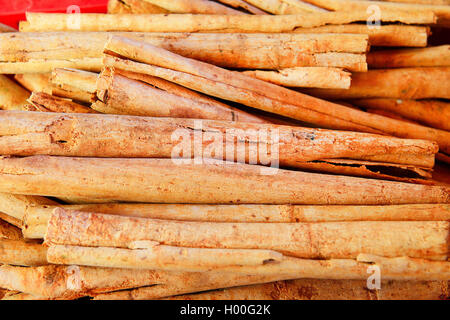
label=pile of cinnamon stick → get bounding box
[0,0,449,300]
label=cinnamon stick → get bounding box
[243,67,352,89]
[47,244,282,272]
[0,32,369,70]
[0,156,448,205]
[45,208,449,260]
[19,12,435,32]
[0,111,438,167]
[21,203,450,240]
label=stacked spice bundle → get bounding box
[0,0,449,300]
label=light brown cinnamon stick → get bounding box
[47,244,283,272]
[0,156,448,205]
[45,208,449,260]
[0,32,369,70]
[22,203,450,240]
[19,12,436,32]
[0,111,438,167]
[243,67,351,89]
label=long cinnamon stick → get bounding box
[19,12,436,32]
[0,32,369,70]
[0,156,449,205]
[48,244,282,272]
[46,208,449,260]
[22,203,450,240]
[0,111,438,167]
